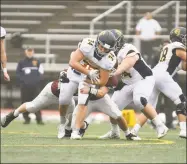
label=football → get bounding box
[106,75,120,87]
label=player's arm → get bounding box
[114,52,139,76]
[176,49,186,61]
[69,50,89,75]
[80,85,109,98]
[1,39,7,72]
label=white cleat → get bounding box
[57,119,69,139]
[157,125,168,139]
[179,130,186,139]
[99,131,120,139]
[70,132,82,140]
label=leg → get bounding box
[58,81,78,138]
[1,83,57,128]
[96,95,140,140]
[133,76,168,139]
[156,72,186,138]
[100,85,133,139]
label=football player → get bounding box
[131,27,187,138]
[1,26,10,81]
[57,30,118,139]
[71,78,141,140]
[1,71,75,137]
[99,29,168,139]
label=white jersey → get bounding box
[0,26,6,38]
[117,43,152,85]
[154,41,186,77]
[67,37,117,82]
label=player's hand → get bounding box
[59,70,69,83]
[3,72,10,81]
[109,68,116,77]
[88,69,99,83]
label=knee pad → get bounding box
[140,97,148,107]
[134,96,148,109]
[176,102,186,116]
[25,102,36,113]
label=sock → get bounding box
[13,109,20,117]
[131,124,141,135]
[72,128,80,135]
[111,123,120,133]
[179,122,186,131]
[65,126,71,131]
[60,116,66,124]
[152,115,163,127]
[124,128,130,136]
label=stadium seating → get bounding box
[1,0,186,64]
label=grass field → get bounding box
[1,120,186,163]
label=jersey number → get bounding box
[88,39,94,46]
[159,47,168,62]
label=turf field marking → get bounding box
[1,139,174,147]
[1,131,39,135]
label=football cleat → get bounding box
[1,111,17,128]
[57,119,69,139]
[70,131,82,140]
[99,130,120,139]
[179,130,186,139]
[64,129,72,138]
[157,125,168,139]
[126,133,141,140]
[79,121,89,137]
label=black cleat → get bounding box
[79,121,89,137]
[64,129,72,137]
[126,133,141,141]
[1,111,18,128]
[37,121,45,125]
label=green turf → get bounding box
[1,121,186,163]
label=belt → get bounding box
[71,68,81,75]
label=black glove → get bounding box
[59,71,69,83]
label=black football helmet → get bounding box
[110,29,125,55]
[95,30,116,56]
[170,27,186,47]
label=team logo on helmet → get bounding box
[174,28,180,36]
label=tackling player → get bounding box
[131,27,187,138]
[99,29,168,139]
[1,26,10,81]
[1,71,75,137]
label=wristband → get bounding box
[3,68,7,73]
[89,87,98,96]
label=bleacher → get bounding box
[1,0,186,64]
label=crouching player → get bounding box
[1,71,75,137]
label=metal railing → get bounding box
[89,1,132,37]
[151,1,180,27]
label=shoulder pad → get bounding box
[103,52,117,71]
[79,38,95,56]
[0,26,6,38]
[171,42,186,50]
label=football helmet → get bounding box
[95,30,116,56]
[110,29,125,55]
[170,27,186,47]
